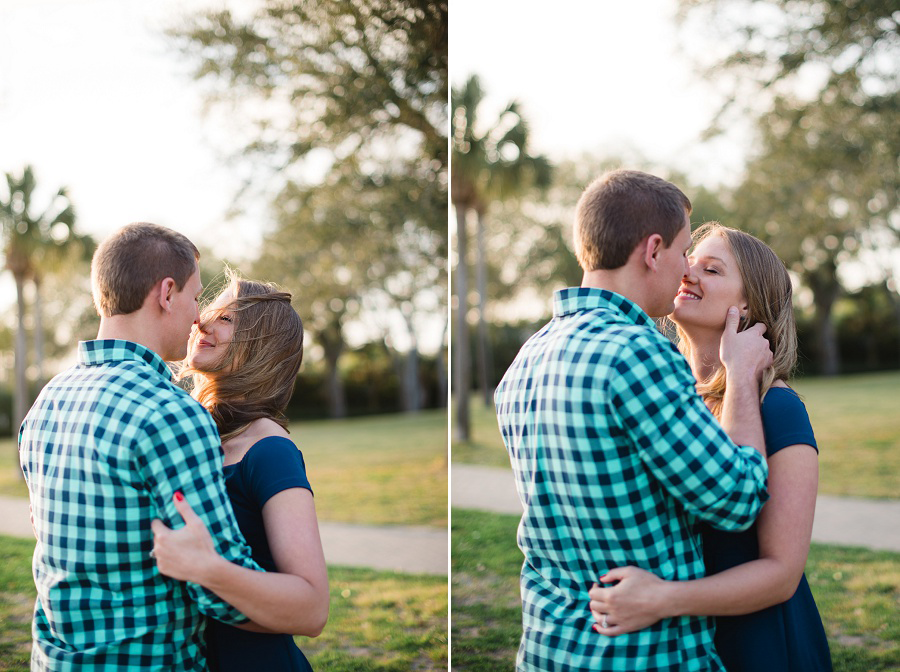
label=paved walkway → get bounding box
[0,494,448,576]
[451,464,900,553]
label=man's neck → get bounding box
[581,267,655,316]
[96,314,169,361]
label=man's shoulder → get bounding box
[59,357,213,426]
[571,314,678,361]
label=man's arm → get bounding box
[139,401,263,625]
[610,325,769,532]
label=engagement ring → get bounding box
[149,549,156,559]
[601,614,608,629]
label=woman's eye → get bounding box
[704,268,719,275]
[220,315,233,323]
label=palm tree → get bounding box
[0,165,84,432]
[451,75,551,439]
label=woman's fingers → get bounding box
[150,518,170,536]
[597,565,634,584]
[172,491,200,524]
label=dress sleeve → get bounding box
[137,396,263,625]
[243,437,313,510]
[610,332,769,532]
[761,388,818,456]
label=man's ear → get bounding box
[643,234,664,272]
[157,277,177,314]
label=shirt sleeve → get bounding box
[609,332,769,532]
[761,388,818,455]
[137,396,263,624]
[243,437,313,510]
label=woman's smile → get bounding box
[676,287,702,301]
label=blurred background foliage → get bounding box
[0,0,448,436]
[451,0,899,438]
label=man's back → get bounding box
[20,340,257,671]
[495,288,769,672]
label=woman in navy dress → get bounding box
[589,223,831,670]
[152,271,329,671]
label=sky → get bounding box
[450,0,750,186]
[0,0,262,253]
[0,0,438,355]
[0,0,263,308]
[450,0,897,299]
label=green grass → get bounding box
[1,409,448,528]
[451,509,900,671]
[791,372,900,499]
[452,370,900,499]
[0,535,447,671]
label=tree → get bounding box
[171,0,448,415]
[451,75,551,439]
[0,166,89,431]
[169,0,447,183]
[255,156,445,416]
[678,0,900,374]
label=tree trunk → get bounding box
[324,353,346,418]
[806,260,841,376]
[33,276,45,390]
[436,316,449,410]
[13,274,28,434]
[453,203,471,441]
[319,320,347,418]
[475,209,494,408]
[403,314,421,412]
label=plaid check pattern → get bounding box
[494,288,770,672]
[19,340,262,671]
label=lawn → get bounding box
[0,534,447,671]
[0,408,448,528]
[451,509,900,671]
[452,370,900,499]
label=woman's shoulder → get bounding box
[225,419,297,465]
[246,417,292,440]
[761,382,817,455]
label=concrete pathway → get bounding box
[0,494,448,576]
[451,464,900,553]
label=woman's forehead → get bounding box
[693,235,732,259]
[207,289,234,311]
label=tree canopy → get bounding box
[170,0,448,415]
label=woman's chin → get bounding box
[669,306,687,324]
[186,352,207,370]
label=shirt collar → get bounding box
[552,287,657,330]
[77,340,174,381]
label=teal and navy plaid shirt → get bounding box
[495,288,770,672]
[19,340,263,671]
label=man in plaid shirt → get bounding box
[495,170,773,671]
[19,224,263,670]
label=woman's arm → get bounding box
[589,444,818,634]
[152,489,329,636]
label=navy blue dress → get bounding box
[702,387,832,671]
[206,436,315,672]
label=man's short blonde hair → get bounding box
[574,169,692,271]
[91,223,199,317]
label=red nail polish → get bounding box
[592,624,600,633]
[174,491,184,502]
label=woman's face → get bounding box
[187,289,236,371]
[671,234,746,332]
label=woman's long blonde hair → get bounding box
[179,269,304,442]
[675,222,797,417]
